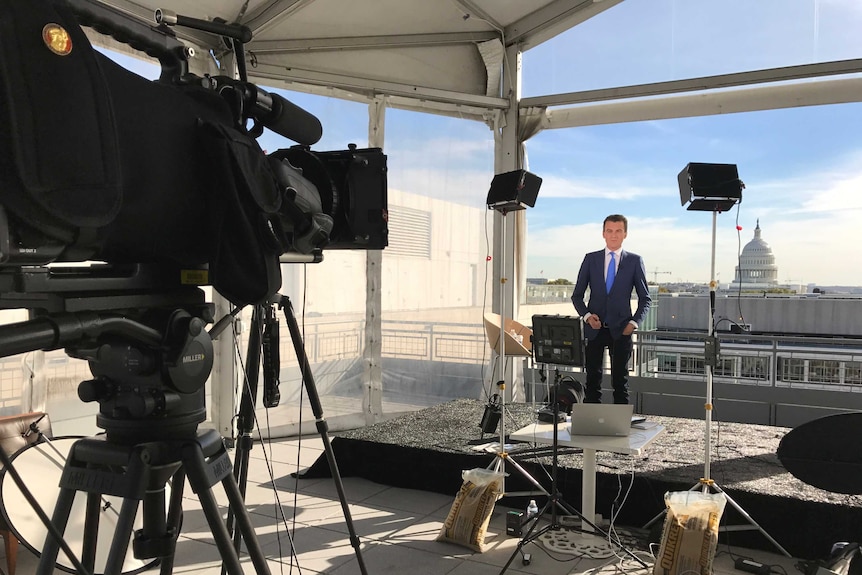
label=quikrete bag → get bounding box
[0,0,285,307]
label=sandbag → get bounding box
[653,491,727,575]
[436,467,504,552]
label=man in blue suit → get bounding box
[571,214,651,404]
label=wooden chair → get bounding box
[0,411,53,575]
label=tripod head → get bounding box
[0,264,214,444]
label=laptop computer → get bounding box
[568,404,635,437]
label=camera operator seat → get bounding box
[0,411,53,575]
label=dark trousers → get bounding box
[584,328,633,404]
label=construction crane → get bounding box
[650,268,672,284]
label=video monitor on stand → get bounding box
[531,315,585,422]
[531,315,584,368]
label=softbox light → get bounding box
[678,162,743,212]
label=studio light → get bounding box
[482,167,541,496]
[672,162,789,556]
[486,169,542,212]
[678,162,743,211]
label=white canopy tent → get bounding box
[13,0,862,437]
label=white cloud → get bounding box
[744,151,862,215]
[527,161,862,287]
[389,166,492,205]
[527,216,718,284]
[537,173,675,201]
[381,119,862,288]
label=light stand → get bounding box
[496,205,510,465]
[224,296,369,575]
[673,163,790,557]
[483,169,542,497]
[482,212,542,498]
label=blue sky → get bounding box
[516,0,862,287]
[106,0,861,287]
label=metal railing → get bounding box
[634,330,862,391]
[2,321,860,425]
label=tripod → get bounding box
[500,368,648,573]
[646,209,789,557]
[0,289,278,575]
[224,295,367,575]
[38,429,268,575]
[1,419,162,574]
[698,210,789,556]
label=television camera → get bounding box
[0,2,379,573]
[0,0,389,308]
[0,0,391,441]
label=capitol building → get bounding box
[727,220,782,291]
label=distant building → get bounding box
[656,292,862,337]
[643,292,862,423]
[728,220,780,291]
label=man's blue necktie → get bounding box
[606,252,616,292]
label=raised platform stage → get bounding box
[301,398,862,560]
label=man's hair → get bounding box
[604,214,628,232]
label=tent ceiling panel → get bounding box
[247,0,499,40]
[92,0,618,113]
[89,0,856,120]
[251,45,489,97]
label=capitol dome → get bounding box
[730,220,778,288]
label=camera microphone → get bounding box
[212,78,323,146]
[263,91,323,146]
[153,9,322,146]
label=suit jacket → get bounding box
[571,249,651,340]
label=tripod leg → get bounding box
[159,468,188,575]
[222,465,272,573]
[182,433,271,575]
[501,523,560,573]
[81,490,102,572]
[500,498,556,573]
[103,447,153,575]
[279,296,368,575]
[103,497,142,575]
[36,484,77,575]
[712,484,792,558]
[224,304,265,571]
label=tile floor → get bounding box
[4,435,804,575]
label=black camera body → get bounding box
[0,0,388,307]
